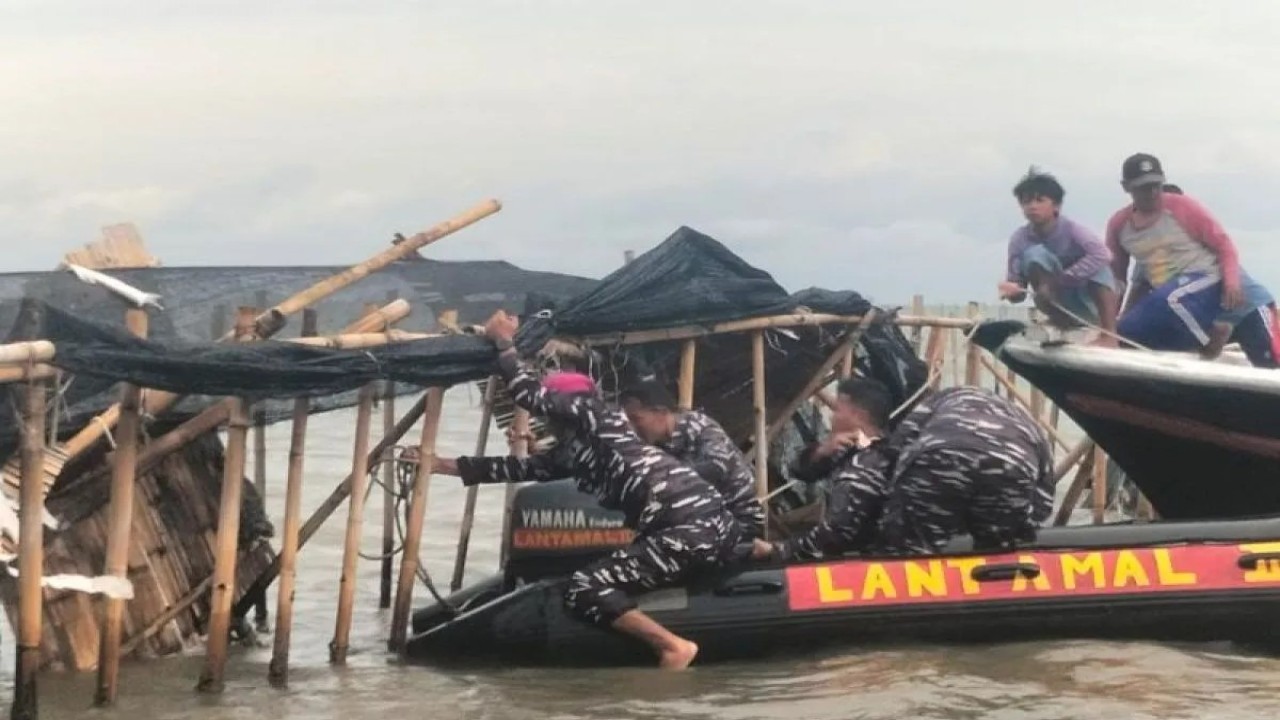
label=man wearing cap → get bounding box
[1106,153,1267,359]
[434,311,739,670]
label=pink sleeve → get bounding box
[1166,194,1241,286]
[1105,210,1131,286]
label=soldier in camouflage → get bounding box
[875,385,1055,554]
[434,312,738,670]
[619,379,766,540]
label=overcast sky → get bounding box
[3,1,1278,305]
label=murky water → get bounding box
[8,388,1280,719]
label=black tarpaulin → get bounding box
[549,226,796,336]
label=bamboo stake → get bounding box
[380,291,400,610]
[450,377,498,591]
[578,311,974,347]
[677,339,697,410]
[751,331,769,539]
[57,196,496,466]
[230,394,429,621]
[11,376,47,720]
[1091,447,1107,524]
[964,302,981,386]
[764,313,875,445]
[377,384,395,602]
[267,310,316,688]
[0,365,56,385]
[499,407,529,568]
[93,308,148,707]
[250,297,269,633]
[329,383,375,665]
[1053,443,1097,526]
[196,308,255,694]
[910,295,925,353]
[389,387,446,652]
[922,321,949,390]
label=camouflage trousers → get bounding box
[878,444,1046,555]
[563,512,737,626]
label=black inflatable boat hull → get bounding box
[406,516,1280,666]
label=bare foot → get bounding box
[658,639,699,670]
[1089,336,1119,349]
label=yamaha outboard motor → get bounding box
[504,479,631,583]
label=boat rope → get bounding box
[1029,291,1151,351]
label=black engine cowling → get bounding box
[504,479,632,583]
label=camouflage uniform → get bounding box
[457,353,739,627]
[770,442,894,561]
[876,386,1054,554]
[658,410,765,540]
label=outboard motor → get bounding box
[505,479,632,584]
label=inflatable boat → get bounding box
[405,322,1280,666]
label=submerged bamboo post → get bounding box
[451,377,498,591]
[267,310,317,688]
[964,302,981,386]
[93,308,149,707]
[196,308,255,694]
[329,382,375,665]
[678,339,697,410]
[379,378,397,609]
[11,375,48,720]
[751,331,769,537]
[389,387,446,652]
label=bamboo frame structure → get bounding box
[329,383,375,664]
[678,340,697,410]
[379,377,397,609]
[750,331,769,538]
[389,387,447,652]
[268,310,317,688]
[93,308,148,707]
[11,376,47,720]
[580,311,974,347]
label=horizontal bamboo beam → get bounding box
[576,312,975,346]
[0,363,56,385]
[287,329,432,350]
[0,340,55,365]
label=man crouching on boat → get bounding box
[619,378,766,540]
[434,312,739,670]
[750,378,896,561]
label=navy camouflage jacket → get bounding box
[660,410,765,539]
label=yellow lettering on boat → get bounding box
[861,564,898,600]
[944,558,985,595]
[1061,553,1105,590]
[1111,550,1151,588]
[816,567,854,603]
[1152,548,1197,586]
[1012,555,1050,592]
[1238,543,1280,584]
[903,560,948,598]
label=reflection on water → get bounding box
[6,391,1280,719]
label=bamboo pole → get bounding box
[267,310,316,688]
[11,376,47,720]
[0,365,56,385]
[329,383,375,665]
[380,292,399,609]
[1091,447,1107,524]
[964,302,981,386]
[499,407,529,568]
[677,339,697,410]
[578,311,974,347]
[922,320,949,390]
[450,376,498,591]
[764,313,875,445]
[93,308,148,707]
[230,394,430,621]
[286,329,431,349]
[389,387,446,652]
[0,340,55,365]
[195,308,255,694]
[909,294,925,353]
[1053,443,1097,526]
[57,196,496,466]
[251,295,269,632]
[750,331,769,539]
